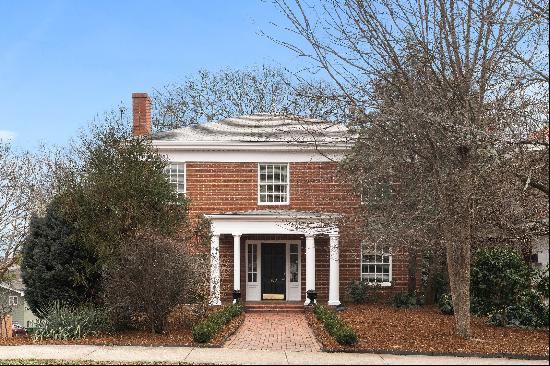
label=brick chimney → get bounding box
[132,92,151,136]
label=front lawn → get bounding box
[306,304,549,358]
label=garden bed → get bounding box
[0,313,244,348]
[306,304,549,358]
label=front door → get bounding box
[261,243,286,300]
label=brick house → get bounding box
[132,92,412,306]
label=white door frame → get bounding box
[245,239,301,301]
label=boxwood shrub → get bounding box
[192,304,244,343]
[313,305,358,346]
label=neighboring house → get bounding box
[0,267,39,328]
[132,93,416,306]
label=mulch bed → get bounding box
[306,304,549,358]
[0,313,244,348]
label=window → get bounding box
[163,162,185,194]
[8,296,18,306]
[247,244,258,282]
[258,163,289,204]
[289,244,299,283]
[361,242,392,285]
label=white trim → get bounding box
[153,140,352,150]
[157,148,346,163]
[206,213,339,237]
[257,163,290,205]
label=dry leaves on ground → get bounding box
[307,304,548,357]
[0,313,245,348]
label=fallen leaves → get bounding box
[0,313,245,348]
[306,304,549,357]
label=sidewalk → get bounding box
[0,345,548,365]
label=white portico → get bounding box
[206,210,341,307]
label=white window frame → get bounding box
[360,241,392,287]
[8,296,18,306]
[164,162,186,194]
[257,163,290,205]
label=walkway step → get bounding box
[245,304,304,313]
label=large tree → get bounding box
[0,143,56,279]
[151,65,348,131]
[272,0,549,338]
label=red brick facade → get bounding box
[184,162,412,303]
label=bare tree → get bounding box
[151,65,348,131]
[0,143,56,279]
[271,0,548,338]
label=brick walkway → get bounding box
[224,312,320,352]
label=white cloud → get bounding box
[0,130,16,141]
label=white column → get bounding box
[210,234,221,306]
[328,234,341,306]
[233,233,241,303]
[305,234,316,305]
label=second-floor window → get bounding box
[258,163,289,204]
[164,162,185,194]
[8,296,18,306]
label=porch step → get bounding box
[245,303,304,313]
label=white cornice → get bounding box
[152,140,352,151]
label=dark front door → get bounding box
[261,243,286,300]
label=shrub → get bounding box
[438,293,454,315]
[313,305,358,346]
[21,201,101,315]
[192,304,244,343]
[534,266,549,299]
[33,302,111,340]
[103,230,210,334]
[348,279,384,304]
[471,246,532,315]
[348,280,369,304]
[392,292,424,308]
[488,291,549,328]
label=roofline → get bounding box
[152,140,353,151]
[0,283,24,296]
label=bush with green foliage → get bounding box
[534,266,549,299]
[192,304,244,343]
[392,291,425,308]
[313,305,358,346]
[33,302,111,340]
[348,280,369,304]
[471,246,533,315]
[21,201,101,315]
[22,121,190,314]
[488,291,549,328]
[347,279,385,304]
[438,293,454,315]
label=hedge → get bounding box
[192,304,244,343]
[313,305,358,346]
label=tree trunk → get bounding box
[408,247,418,294]
[446,238,471,338]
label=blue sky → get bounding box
[0,0,307,150]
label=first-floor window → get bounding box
[8,296,18,306]
[361,242,392,285]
